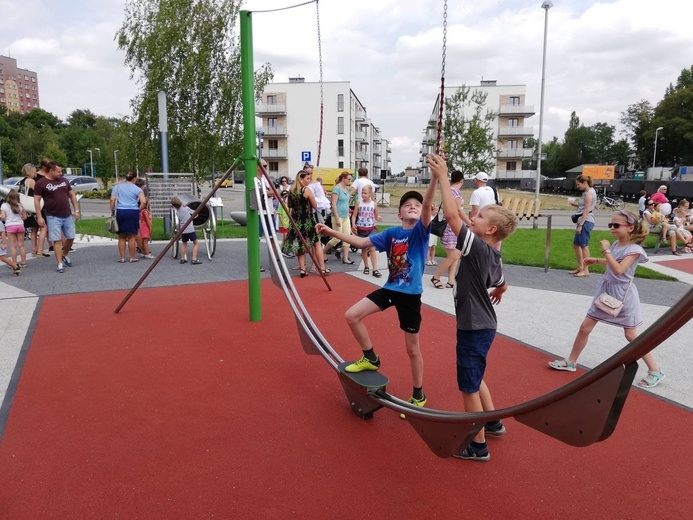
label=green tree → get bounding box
[117,0,273,180]
[653,66,693,166]
[442,86,497,175]
[619,100,653,169]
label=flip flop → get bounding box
[568,269,580,275]
[573,272,590,277]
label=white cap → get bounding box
[474,172,489,182]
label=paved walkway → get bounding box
[1,236,692,421]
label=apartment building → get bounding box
[0,56,41,115]
[421,80,534,178]
[257,78,390,179]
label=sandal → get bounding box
[13,266,21,276]
[322,268,331,275]
[363,267,370,275]
[548,359,577,372]
[573,271,590,277]
[372,270,382,278]
[672,250,681,256]
[638,370,665,388]
[21,263,27,268]
[446,282,454,288]
[430,277,444,289]
[342,259,354,264]
[117,258,126,263]
[299,269,307,278]
[568,268,580,275]
[309,266,317,274]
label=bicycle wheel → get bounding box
[595,197,605,211]
[613,198,625,211]
[170,208,180,259]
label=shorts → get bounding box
[181,232,198,243]
[366,288,422,334]
[5,224,25,234]
[649,224,663,235]
[356,228,377,249]
[116,209,140,235]
[46,215,76,242]
[24,214,39,228]
[573,221,594,247]
[456,328,496,393]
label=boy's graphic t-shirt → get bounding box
[370,220,429,295]
[454,224,505,331]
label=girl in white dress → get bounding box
[549,210,665,389]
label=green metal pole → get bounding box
[240,10,262,321]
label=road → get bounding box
[76,184,623,230]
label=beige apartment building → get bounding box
[257,78,390,180]
[0,56,40,115]
[421,80,535,178]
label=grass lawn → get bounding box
[76,217,674,281]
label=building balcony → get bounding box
[263,148,288,159]
[355,151,369,161]
[497,126,534,137]
[498,104,535,116]
[497,148,534,159]
[496,169,536,179]
[373,136,382,143]
[255,103,286,115]
[261,126,287,136]
[355,131,368,142]
[354,108,366,121]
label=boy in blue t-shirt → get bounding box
[316,181,435,411]
[429,154,518,462]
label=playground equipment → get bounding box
[169,193,217,261]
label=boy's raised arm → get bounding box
[315,223,372,249]
[421,172,436,228]
[428,154,463,236]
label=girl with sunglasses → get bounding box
[549,210,666,389]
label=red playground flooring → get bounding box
[657,256,693,275]
[1,276,691,519]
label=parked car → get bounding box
[64,175,100,192]
[215,178,234,188]
[2,177,23,191]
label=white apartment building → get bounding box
[421,80,535,178]
[257,78,390,180]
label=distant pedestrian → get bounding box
[0,220,21,276]
[351,184,382,277]
[136,180,154,259]
[0,190,28,268]
[171,196,201,265]
[111,170,146,263]
[568,175,596,277]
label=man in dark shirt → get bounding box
[33,162,80,273]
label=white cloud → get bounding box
[1,0,692,173]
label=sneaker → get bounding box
[344,355,380,373]
[56,264,65,274]
[453,442,490,462]
[191,259,202,265]
[484,420,506,437]
[63,256,73,267]
[69,247,76,253]
[400,394,427,420]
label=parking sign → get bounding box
[301,151,311,162]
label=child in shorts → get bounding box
[316,182,435,412]
[429,153,518,462]
[351,184,383,278]
[0,220,22,276]
[171,197,201,265]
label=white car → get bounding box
[2,176,23,191]
[64,175,101,192]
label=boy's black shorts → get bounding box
[366,288,422,333]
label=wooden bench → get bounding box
[498,195,542,221]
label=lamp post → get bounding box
[87,149,94,177]
[114,149,119,182]
[653,126,663,168]
[533,1,553,230]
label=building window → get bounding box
[268,117,277,128]
[267,95,277,104]
[338,161,344,168]
[506,161,517,171]
[337,117,344,134]
[509,96,520,106]
[337,93,344,112]
[268,139,278,150]
[31,77,35,82]
[337,139,344,156]
[508,118,518,127]
[507,139,517,149]
[269,161,279,173]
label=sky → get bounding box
[1,0,692,174]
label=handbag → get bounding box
[571,213,581,224]
[105,187,119,234]
[594,281,631,317]
[430,206,447,237]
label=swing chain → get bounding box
[436,0,448,155]
[316,0,324,168]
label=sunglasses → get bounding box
[607,223,624,229]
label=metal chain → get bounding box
[252,0,317,14]
[316,0,324,167]
[436,0,448,155]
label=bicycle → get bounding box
[595,189,625,211]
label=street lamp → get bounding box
[653,126,663,168]
[533,0,553,229]
[87,149,94,177]
[114,150,119,182]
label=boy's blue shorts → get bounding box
[181,232,198,243]
[456,328,497,393]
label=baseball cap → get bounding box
[399,190,423,208]
[474,172,489,182]
[658,185,667,191]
